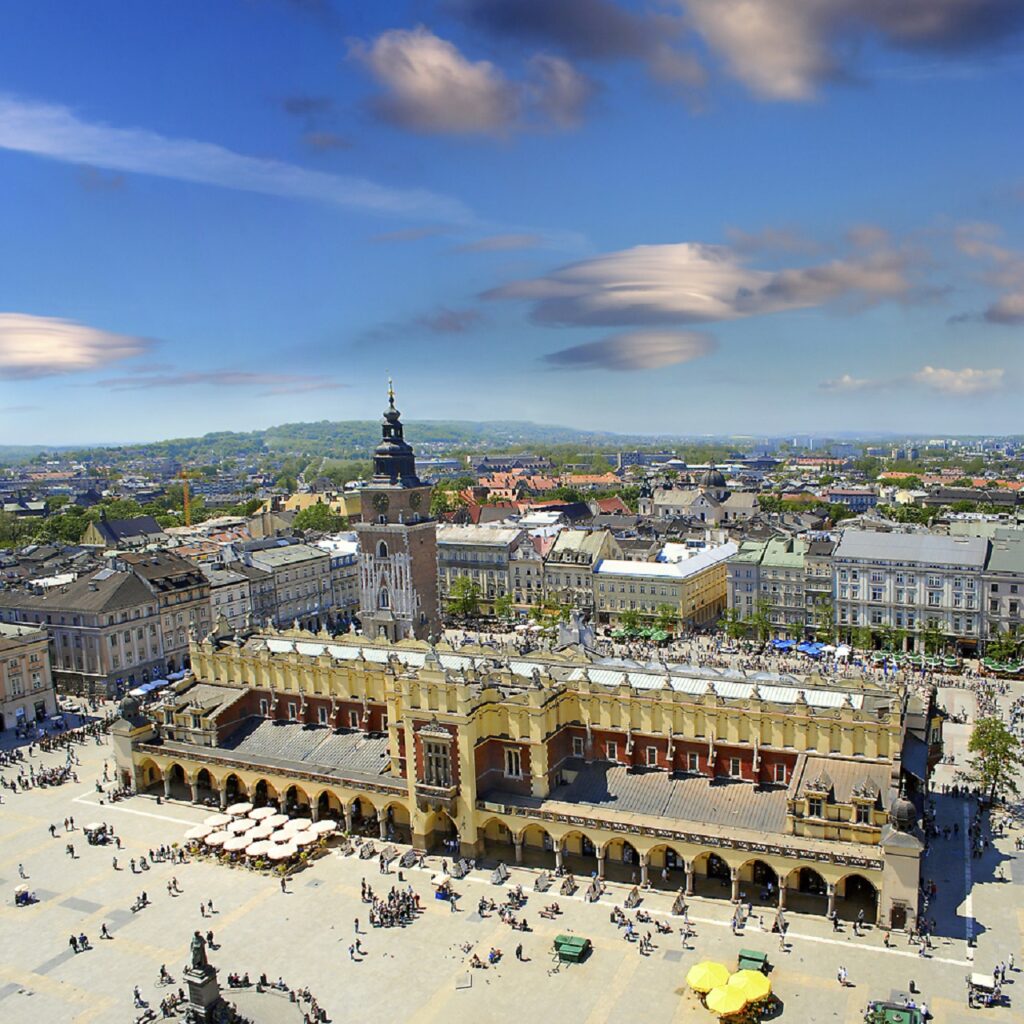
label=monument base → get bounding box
[183,965,221,1023]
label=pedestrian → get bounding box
[348,944,356,961]
[515,943,523,961]
[18,863,26,879]
[883,930,890,948]
[66,843,75,859]
[200,902,206,917]
[206,899,213,914]
[101,924,110,940]
[354,918,359,934]
[206,930,215,948]
[112,857,119,870]
[69,815,75,830]
[70,934,78,954]
[280,878,287,893]
[133,986,143,1007]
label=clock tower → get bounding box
[355,383,439,642]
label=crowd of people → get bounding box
[362,878,421,929]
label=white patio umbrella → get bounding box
[226,802,254,817]
[184,825,212,841]
[84,822,106,832]
[248,823,275,840]
[227,818,256,835]
[267,843,297,861]
[265,814,289,829]
[310,820,338,835]
[245,840,272,857]
[204,831,231,847]
[204,813,231,829]
[293,832,317,847]
[279,818,312,835]
[248,807,275,821]
[223,836,250,853]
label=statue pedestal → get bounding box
[183,966,221,1023]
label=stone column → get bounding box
[826,883,836,919]
[730,868,740,903]
[596,849,605,880]
[379,817,388,841]
[310,803,320,822]
[344,805,354,834]
[190,782,200,804]
[218,787,228,810]
[640,856,649,888]
[685,862,694,896]
[554,843,564,873]
[163,776,172,799]
[778,885,787,910]
[513,835,523,865]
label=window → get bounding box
[191,715,201,730]
[318,706,328,725]
[288,702,297,721]
[774,763,787,784]
[646,746,658,767]
[377,541,388,558]
[381,714,388,730]
[807,797,824,818]
[349,710,360,729]
[423,741,452,787]
[729,757,741,777]
[504,748,522,778]
[606,740,618,762]
[855,804,871,825]
[379,589,390,610]
[687,752,699,772]
[572,736,585,758]
[259,699,269,717]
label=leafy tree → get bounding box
[620,608,642,632]
[950,477,975,488]
[0,512,36,547]
[493,593,514,620]
[749,598,772,642]
[852,626,875,651]
[920,621,946,656]
[967,717,1023,803]
[654,603,679,633]
[811,597,835,643]
[447,576,481,618]
[292,502,347,533]
[986,629,1021,662]
[719,607,747,641]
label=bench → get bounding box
[737,949,769,974]
[534,871,551,893]
[624,885,641,909]
[490,863,510,885]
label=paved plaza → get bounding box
[1,702,1021,1024]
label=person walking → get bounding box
[100,924,111,940]
[17,863,26,879]
[515,943,524,961]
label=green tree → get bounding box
[967,716,1023,803]
[920,621,946,656]
[447,576,481,618]
[986,629,1021,662]
[852,625,875,651]
[811,597,835,643]
[718,607,747,640]
[493,593,514,621]
[654,603,679,633]
[950,477,974,488]
[292,502,346,533]
[620,608,642,632]
[749,598,772,642]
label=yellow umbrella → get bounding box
[686,961,731,993]
[706,986,747,1017]
[728,969,771,1003]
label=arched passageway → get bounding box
[836,873,879,924]
[692,852,733,901]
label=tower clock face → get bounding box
[373,492,390,513]
[409,492,422,510]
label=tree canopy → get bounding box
[967,717,1023,803]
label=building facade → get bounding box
[355,388,439,642]
[242,544,332,630]
[544,529,621,615]
[115,629,926,933]
[0,622,57,729]
[436,525,524,614]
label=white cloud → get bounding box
[819,374,884,392]
[0,94,471,222]
[0,313,151,379]
[681,0,1024,100]
[351,27,595,135]
[912,366,1005,395]
[484,242,914,326]
[543,330,715,371]
[96,370,345,396]
[954,223,1024,325]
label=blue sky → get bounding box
[0,0,1022,444]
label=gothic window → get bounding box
[424,741,452,787]
[377,541,388,558]
[379,589,390,610]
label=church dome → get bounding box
[889,793,917,833]
[699,466,727,490]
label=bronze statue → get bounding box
[190,930,208,971]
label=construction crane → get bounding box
[178,468,192,527]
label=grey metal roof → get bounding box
[536,763,789,834]
[833,530,988,568]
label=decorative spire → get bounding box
[387,375,396,409]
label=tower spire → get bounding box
[387,376,395,409]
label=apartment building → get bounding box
[832,531,987,651]
[436,525,524,614]
[0,622,56,729]
[983,530,1024,643]
[313,534,361,624]
[544,529,622,615]
[244,543,332,629]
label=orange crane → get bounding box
[178,468,192,526]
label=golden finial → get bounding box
[387,375,395,407]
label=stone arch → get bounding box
[379,799,411,842]
[646,843,689,890]
[734,857,780,907]
[136,757,162,792]
[418,807,460,854]
[835,872,879,924]
[282,783,311,815]
[691,850,733,900]
[223,773,246,802]
[314,789,343,821]
[377,541,388,558]
[252,778,279,807]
